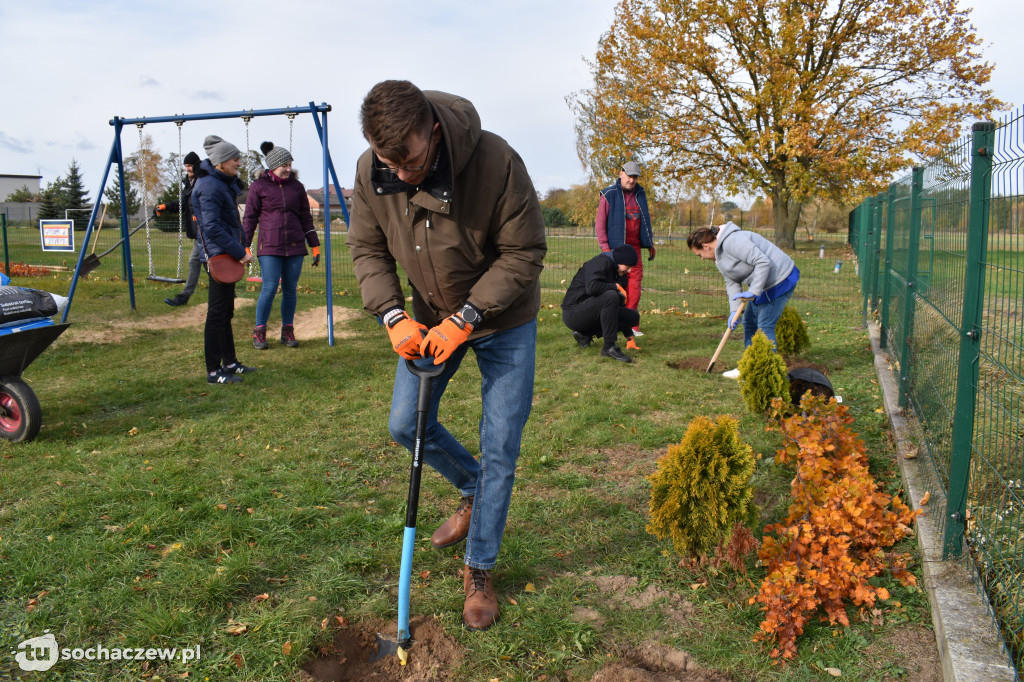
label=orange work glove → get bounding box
[616,284,627,301]
[626,337,641,351]
[383,309,428,359]
[311,246,321,267]
[153,204,166,217]
[245,247,252,257]
[421,311,475,365]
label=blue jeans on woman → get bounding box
[255,254,304,327]
[388,320,536,570]
[742,288,794,348]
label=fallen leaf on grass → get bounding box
[282,641,292,656]
[904,447,918,460]
[224,622,248,636]
[335,615,348,627]
[524,583,537,593]
[230,653,244,668]
[508,597,518,606]
[824,667,842,677]
[128,427,139,436]
[419,570,431,579]
[253,593,270,602]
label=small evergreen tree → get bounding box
[37,179,64,220]
[739,331,790,413]
[4,185,37,202]
[61,159,91,212]
[775,306,811,355]
[103,175,141,220]
[647,415,757,558]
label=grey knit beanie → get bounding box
[203,135,242,166]
[265,146,294,170]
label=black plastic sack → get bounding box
[788,367,835,405]
[0,286,58,324]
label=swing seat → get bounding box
[146,276,186,284]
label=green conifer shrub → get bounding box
[775,305,811,355]
[647,415,757,558]
[739,331,790,413]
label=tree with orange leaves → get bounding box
[570,0,1003,247]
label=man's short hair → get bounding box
[360,80,434,161]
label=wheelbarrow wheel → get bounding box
[0,377,42,443]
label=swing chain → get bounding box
[175,121,185,279]
[137,124,156,277]
[288,114,296,152]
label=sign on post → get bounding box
[39,220,75,252]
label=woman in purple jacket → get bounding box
[243,142,321,349]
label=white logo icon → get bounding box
[14,630,59,671]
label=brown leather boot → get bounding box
[430,495,473,548]
[463,566,498,631]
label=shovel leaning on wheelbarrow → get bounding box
[372,358,447,665]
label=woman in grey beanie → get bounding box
[191,135,257,384]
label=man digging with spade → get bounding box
[348,80,547,631]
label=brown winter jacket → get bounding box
[348,91,547,335]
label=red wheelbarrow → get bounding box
[0,319,70,442]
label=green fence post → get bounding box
[870,193,884,313]
[859,199,873,326]
[1,213,8,276]
[879,185,896,349]
[943,122,995,558]
[898,167,924,409]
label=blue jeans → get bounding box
[388,320,536,570]
[742,289,794,348]
[255,255,304,327]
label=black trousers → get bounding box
[562,290,639,348]
[204,271,238,373]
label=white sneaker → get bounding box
[632,329,644,337]
[722,368,741,379]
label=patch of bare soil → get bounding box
[61,302,360,345]
[300,616,463,682]
[578,574,695,629]
[589,642,733,681]
[666,358,711,372]
[784,357,835,373]
[864,625,942,682]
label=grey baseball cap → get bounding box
[622,161,642,177]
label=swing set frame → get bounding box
[62,102,351,346]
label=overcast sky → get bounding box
[1,0,1021,202]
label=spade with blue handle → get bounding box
[371,359,446,664]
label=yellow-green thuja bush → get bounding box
[739,331,789,413]
[647,415,757,558]
[775,305,811,356]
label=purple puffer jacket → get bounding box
[242,169,320,257]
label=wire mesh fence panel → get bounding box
[970,109,1024,666]
[853,111,1024,675]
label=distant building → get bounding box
[0,174,42,201]
[306,186,352,222]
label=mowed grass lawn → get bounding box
[0,267,934,681]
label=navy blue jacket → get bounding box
[192,159,246,262]
[599,179,653,249]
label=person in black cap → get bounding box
[158,150,204,306]
[594,160,655,339]
[561,245,640,363]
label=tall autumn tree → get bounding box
[570,0,1002,247]
[125,133,166,210]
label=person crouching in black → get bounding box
[561,245,639,363]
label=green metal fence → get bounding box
[850,112,1023,674]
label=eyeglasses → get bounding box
[377,133,436,174]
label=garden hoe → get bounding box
[705,298,748,373]
[372,359,446,665]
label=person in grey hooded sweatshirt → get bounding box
[687,222,799,377]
